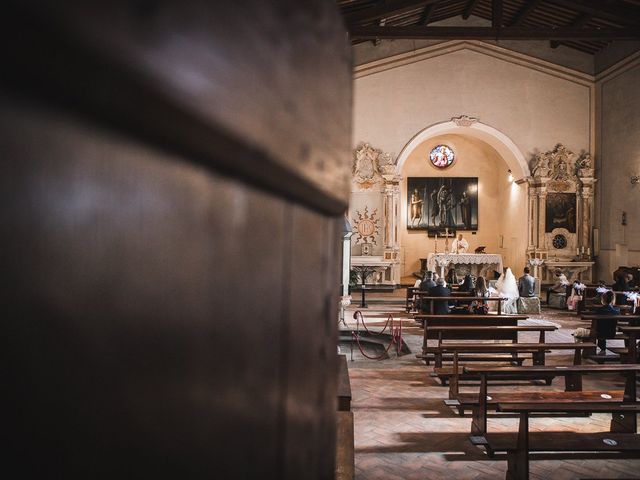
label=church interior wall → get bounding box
[399,134,527,277]
[595,57,640,281]
[353,43,593,280]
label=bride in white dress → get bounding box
[496,267,520,314]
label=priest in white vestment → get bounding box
[450,234,469,254]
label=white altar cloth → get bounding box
[427,253,503,276]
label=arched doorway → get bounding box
[395,120,529,281]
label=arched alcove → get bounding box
[395,119,530,180]
[396,122,529,280]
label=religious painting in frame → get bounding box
[407,177,478,231]
[545,193,576,233]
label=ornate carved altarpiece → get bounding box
[527,144,596,282]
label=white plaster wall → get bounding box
[400,134,527,278]
[353,47,592,162]
[353,45,593,281]
[596,60,640,279]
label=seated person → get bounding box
[612,273,633,292]
[593,290,620,353]
[421,277,451,314]
[518,266,536,297]
[419,271,436,292]
[445,268,459,287]
[546,268,569,305]
[459,274,474,293]
[468,276,489,314]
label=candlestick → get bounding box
[576,248,579,256]
[587,247,591,256]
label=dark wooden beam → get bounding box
[551,13,591,49]
[349,25,640,41]
[420,2,436,25]
[547,0,640,26]
[344,0,441,25]
[492,0,503,27]
[510,0,542,26]
[463,0,481,20]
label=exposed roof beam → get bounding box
[551,13,591,49]
[492,0,503,27]
[420,2,436,25]
[344,0,442,25]
[546,0,640,26]
[463,0,481,20]
[510,0,543,26]
[349,25,640,41]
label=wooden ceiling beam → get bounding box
[492,0,503,27]
[551,13,591,48]
[463,0,481,19]
[349,25,640,40]
[420,2,436,25]
[546,0,640,26]
[344,0,443,25]
[510,0,543,26]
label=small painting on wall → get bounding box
[407,177,478,231]
[545,193,576,233]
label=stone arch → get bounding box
[395,120,529,180]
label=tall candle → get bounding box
[587,247,591,256]
[576,248,579,256]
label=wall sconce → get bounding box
[507,169,513,183]
[632,175,640,185]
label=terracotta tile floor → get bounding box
[341,296,640,480]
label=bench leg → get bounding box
[610,412,637,433]
[565,372,582,392]
[471,374,487,435]
[506,413,529,480]
[449,352,460,399]
[532,349,544,366]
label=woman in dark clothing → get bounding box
[459,274,474,293]
[612,273,631,292]
[594,290,620,353]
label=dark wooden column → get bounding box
[0,1,351,479]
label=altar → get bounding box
[425,253,504,279]
[351,256,395,284]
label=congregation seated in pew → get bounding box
[573,290,620,354]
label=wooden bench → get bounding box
[458,363,636,435]
[576,314,640,360]
[479,403,640,480]
[405,286,418,312]
[335,411,354,480]
[413,295,505,315]
[415,314,529,355]
[337,354,351,412]
[423,325,557,369]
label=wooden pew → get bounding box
[576,314,640,360]
[413,295,504,315]
[337,354,351,412]
[483,403,640,480]
[415,314,528,356]
[460,363,636,436]
[405,286,418,313]
[618,325,640,364]
[335,355,354,480]
[424,324,557,369]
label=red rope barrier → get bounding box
[350,311,404,360]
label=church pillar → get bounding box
[383,175,402,285]
[580,179,596,252]
[528,189,537,250]
[537,186,547,249]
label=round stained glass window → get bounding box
[429,144,455,169]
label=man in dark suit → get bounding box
[518,267,536,297]
[594,290,620,354]
[422,277,451,314]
